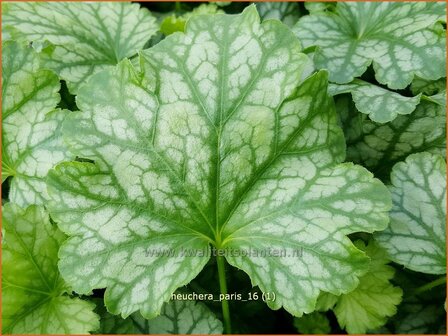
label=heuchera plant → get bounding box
[1,2,446,335]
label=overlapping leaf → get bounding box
[339,93,446,180]
[375,153,446,274]
[391,269,446,334]
[411,77,446,96]
[257,2,300,27]
[160,4,224,35]
[304,2,336,14]
[46,6,391,319]
[2,204,99,334]
[2,41,71,206]
[329,79,421,123]
[2,2,157,93]
[294,2,446,88]
[97,299,222,334]
[330,240,402,334]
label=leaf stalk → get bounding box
[216,254,232,334]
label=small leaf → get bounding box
[375,152,446,274]
[329,79,421,123]
[47,6,391,319]
[304,2,336,14]
[315,292,337,312]
[293,311,331,334]
[2,41,71,206]
[340,94,446,180]
[3,2,157,93]
[160,4,224,35]
[294,2,446,88]
[257,2,301,27]
[97,299,223,334]
[332,240,403,334]
[2,204,99,334]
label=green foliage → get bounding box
[376,153,446,274]
[1,2,446,335]
[2,204,99,334]
[3,2,157,93]
[160,4,224,35]
[332,240,403,333]
[329,79,421,123]
[2,41,70,206]
[46,6,390,321]
[257,2,301,27]
[339,91,446,180]
[295,2,446,88]
[97,299,223,334]
[293,312,331,334]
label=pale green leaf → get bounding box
[304,2,336,14]
[2,41,71,206]
[2,204,99,334]
[315,292,337,312]
[97,299,222,334]
[2,2,157,93]
[375,152,446,274]
[257,2,301,27]
[46,6,391,319]
[340,94,446,180]
[332,240,403,334]
[160,4,224,35]
[294,2,446,88]
[293,312,331,334]
[329,79,421,123]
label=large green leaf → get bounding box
[294,2,446,88]
[97,299,222,334]
[375,153,446,275]
[2,2,157,93]
[329,79,421,123]
[47,7,391,319]
[2,41,70,206]
[340,93,446,180]
[331,240,403,334]
[2,204,99,334]
[257,2,301,27]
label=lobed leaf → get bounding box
[294,2,446,88]
[46,6,391,319]
[2,204,99,334]
[97,299,222,334]
[329,79,421,123]
[2,2,157,93]
[375,152,446,274]
[2,41,71,206]
[340,93,446,180]
[331,240,403,334]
